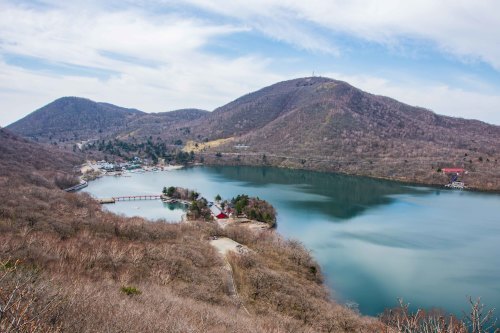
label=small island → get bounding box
[161,186,277,228]
[227,194,277,228]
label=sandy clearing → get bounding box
[216,217,271,231]
[210,237,243,256]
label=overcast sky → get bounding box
[1,0,500,126]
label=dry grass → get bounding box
[2,128,497,332]
[183,137,234,153]
[0,183,379,332]
[0,128,381,332]
[221,226,380,332]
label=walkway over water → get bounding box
[97,194,161,204]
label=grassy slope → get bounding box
[0,128,379,332]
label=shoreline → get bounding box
[80,161,185,183]
[78,162,500,318]
[80,158,500,194]
[199,159,500,194]
[79,167,358,315]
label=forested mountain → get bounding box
[7,77,500,190]
[118,108,209,139]
[183,77,499,152]
[7,96,210,143]
[185,78,500,190]
[6,97,144,141]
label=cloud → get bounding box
[0,0,499,127]
[0,1,283,125]
[0,2,242,69]
[183,0,500,69]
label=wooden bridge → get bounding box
[98,194,162,204]
[114,195,161,201]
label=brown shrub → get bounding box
[0,129,379,332]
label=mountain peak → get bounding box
[7,97,144,140]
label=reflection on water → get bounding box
[208,166,425,220]
[84,166,500,316]
[164,202,189,211]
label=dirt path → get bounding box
[209,237,250,315]
[215,217,271,231]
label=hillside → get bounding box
[6,97,144,142]
[0,127,82,181]
[0,128,380,332]
[185,78,500,191]
[118,108,209,139]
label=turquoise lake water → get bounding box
[83,166,500,316]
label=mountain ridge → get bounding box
[6,77,500,190]
[6,97,210,142]
[184,77,500,190]
[7,97,144,141]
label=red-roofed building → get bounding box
[216,212,228,219]
[442,168,465,174]
[210,205,229,219]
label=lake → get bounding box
[83,166,500,316]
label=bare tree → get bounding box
[381,298,499,333]
[464,297,499,333]
[0,260,61,333]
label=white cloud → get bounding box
[0,54,283,126]
[0,0,499,127]
[0,1,283,126]
[183,0,500,69]
[0,2,242,69]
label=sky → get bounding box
[1,0,500,126]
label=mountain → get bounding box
[189,77,499,147]
[7,97,209,142]
[183,77,500,190]
[6,97,144,141]
[118,108,209,139]
[7,77,500,190]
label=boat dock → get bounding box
[98,198,116,204]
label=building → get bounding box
[210,205,228,219]
[441,168,465,174]
[216,212,228,219]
